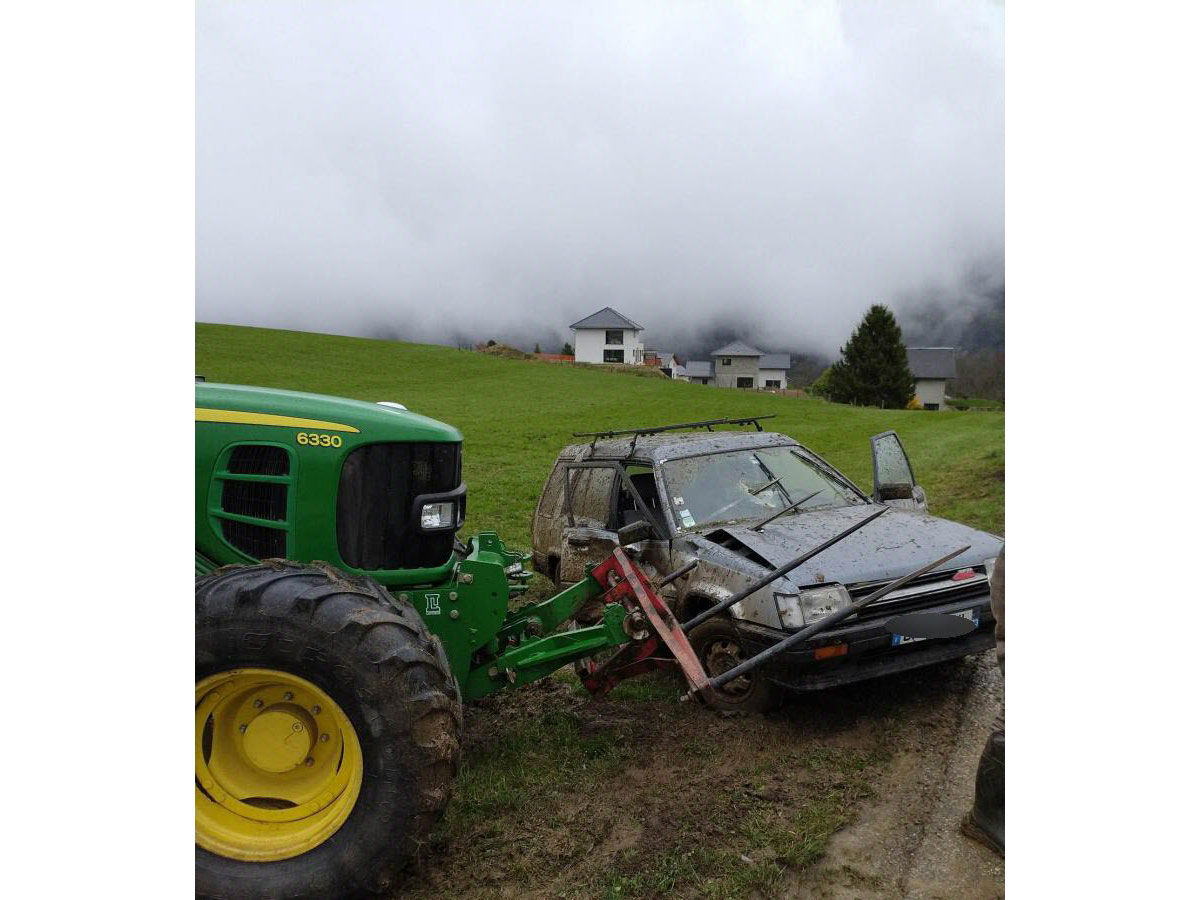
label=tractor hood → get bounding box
[705,505,1002,589]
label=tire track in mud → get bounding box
[799,653,1004,899]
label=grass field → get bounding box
[195,323,1003,538]
[196,322,1004,898]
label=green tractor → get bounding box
[195,382,718,899]
[195,381,955,898]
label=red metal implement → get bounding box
[579,549,717,705]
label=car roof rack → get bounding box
[574,415,776,455]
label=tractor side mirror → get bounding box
[618,520,653,547]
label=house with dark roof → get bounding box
[706,342,791,389]
[711,341,763,389]
[678,360,714,384]
[569,307,644,365]
[757,353,791,390]
[906,347,957,410]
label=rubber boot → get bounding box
[963,727,1004,856]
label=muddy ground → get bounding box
[398,652,1003,900]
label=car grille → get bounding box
[848,565,990,620]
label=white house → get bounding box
[906,347,957,410]
[644,349,682,378]
[569,307,644,365]
[757,353,791,389]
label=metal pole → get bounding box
[658,558,699,588]
[681,506,889,633]
[709,544,970,689]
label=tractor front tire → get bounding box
[195,561,462,899]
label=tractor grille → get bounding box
[337,442,461,570]
[227,445,290,476]
[221,480,288,521]
[221,519,286,558]
[217,443,292,560]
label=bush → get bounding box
[808,367,833,398]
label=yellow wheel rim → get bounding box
[195,668,364,861]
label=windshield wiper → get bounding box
[751,453,793,504]
[749,475,783,496]
[750,488,823,531]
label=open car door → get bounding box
[870,431,928,512]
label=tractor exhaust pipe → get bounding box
[681,507,889,634]
[708,544,971,690]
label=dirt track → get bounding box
[403,651,1004,899]
[803,654,1004,899]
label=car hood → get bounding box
[706,505,1002,589]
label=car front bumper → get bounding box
[734,595,997,691]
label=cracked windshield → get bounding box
[663,447,864,530]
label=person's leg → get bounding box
[964,711,1004,855]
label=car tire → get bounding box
[195,561,462,899]
[688,617,779,714]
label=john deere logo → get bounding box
[425,594,441,615]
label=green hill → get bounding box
[196,323,1003,539]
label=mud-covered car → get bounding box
[531,426,1003,710]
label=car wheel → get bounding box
[688,617,778,713]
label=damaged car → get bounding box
[531,420,1003,711]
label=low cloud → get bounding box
[197,1,1003,356]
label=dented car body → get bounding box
[531,429,1002,699]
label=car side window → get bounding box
[611,465,668,533]
[871,432,917,501]
[537,458,567,521]
[567,467,617,526]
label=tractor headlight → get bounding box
[775,585,851,629]
[420,501,455,530]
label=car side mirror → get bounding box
[876,483,914,501]
[618,520,653,547]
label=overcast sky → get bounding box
[197,1,1003,355]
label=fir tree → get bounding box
[560,342,573,356]
[827,305,915,408]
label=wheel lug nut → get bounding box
[311,705,321,715]
[283,692,294,701]
[320,733,330,743]
[253,699,263,709]
[291,722,303,732]
[304,757,314,767]
[239,724,247,733]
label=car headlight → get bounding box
[984,557,996,586]
[775,585,851,629]
[420,501,455,530]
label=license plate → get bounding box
[891,608,979,646]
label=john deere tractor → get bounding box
[195,382,718,899]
